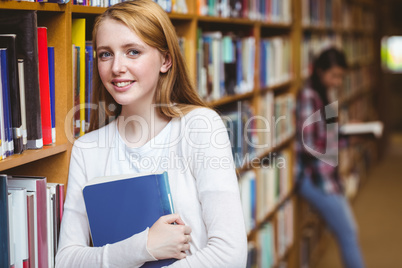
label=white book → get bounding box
[8,187,29,268]
[340,121,384,138]
[18,59,28,149]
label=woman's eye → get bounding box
[127,50,140,56]
[99,51,111,59]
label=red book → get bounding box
[37,27,52,145]
[26,193,35,268]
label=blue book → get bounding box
[0,49,14,157]
[85,43,93,132]
[48,46,56,144]
[82,171,176,268]
[0,174,10,268]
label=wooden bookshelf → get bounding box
[0,0,380,267]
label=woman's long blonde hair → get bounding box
[89,0,206,131]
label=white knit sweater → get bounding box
[56,107,247,268]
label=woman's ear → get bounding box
[160,52,172,73]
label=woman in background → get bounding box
[295,47,365,268]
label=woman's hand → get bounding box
[147,214,192,260]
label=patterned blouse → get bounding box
[295,86,347,194]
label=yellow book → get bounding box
[72,18,86,137]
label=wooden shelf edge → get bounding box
[0,1,67,11]
[259,80,293,93]
[71,4,106,14]
[0,143,70,171]
[207,91,254,107]
[236,134,295,174]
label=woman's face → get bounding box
[96,19,171,111]
[319,66,345,89]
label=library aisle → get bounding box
[315,133,402,268]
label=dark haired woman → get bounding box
[295,47,365,268]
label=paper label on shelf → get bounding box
[36,139,43,148]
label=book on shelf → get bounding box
[82,171,176,268]
[48,47,56,144]
[85,42,93,133]
[17,59,28,150]
[0,10,43,150]
[239,170,257,234]
[37,27,53,146]
[0,174,10,268]
[0,48,14,158]
[4,175,64,268]
[340,121,384,138]
[8,187,29,268]
[72,18,86,137]
[26,192,36,268]
[197,31,255,101]
[0,34,24,155]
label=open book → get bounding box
[82,171,176,267]
[339,121,384,138]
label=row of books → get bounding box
[221,101,258,168]
[258,149,292,222]
[72,0,188,13]
[301,0,343,28]
[197,31,256,102]
[0,10,57,160]
[239,148,292,234]
[340,66,373,102]
[260,36,292,89]
[219,94,295,169]
[0,175,64,268]
[301,0,375,31]
[343,35,374,66]
[197,0,292,24]
[246,200,294,268]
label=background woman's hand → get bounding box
[147,214,192,260]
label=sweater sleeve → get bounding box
[55,143,157,268]
[169,108,248,268]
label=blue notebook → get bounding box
[82,171,176,267]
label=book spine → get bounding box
[48,47,56,144]
[0,175,10,268]
[157,172,175,215]
[0,49,14,157]
[37,27,52,145]
[0,53,6,160]
[18,60,28,150]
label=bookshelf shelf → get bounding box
[0,1,67,12]
[197,15,256,25]
[259,81,293,94]
[207,91,255,107]
[0,143,69,172]
[71,5,106,14]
